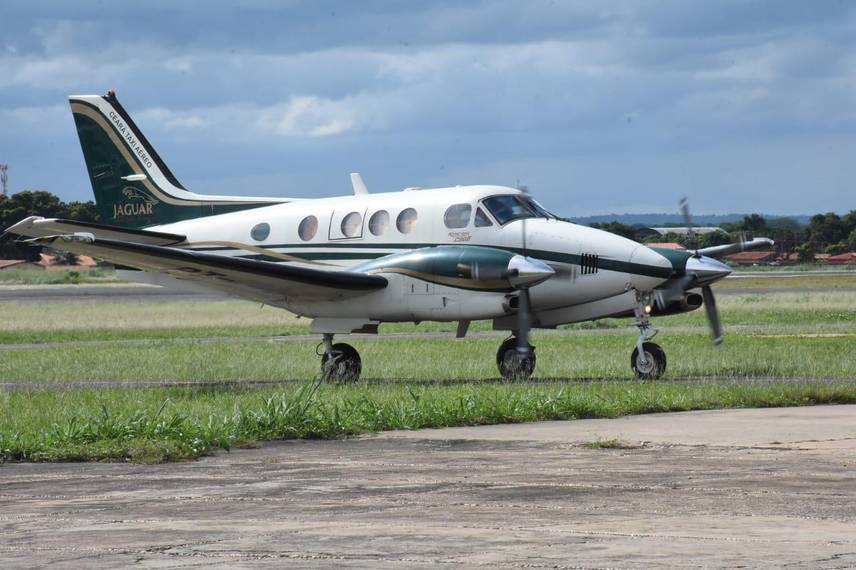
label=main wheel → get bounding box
[631,342,666,380]
[321,343,362,383]
[496,337,536,381]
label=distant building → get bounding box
[826,252,856,265]
[646,242,685,250]
[725,251,778,265]
[0,259,32,270]
[650,227,725,236]
[37,253,98,271]
[776,252,836,264]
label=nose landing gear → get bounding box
[319,333,362,383]
[632,291,666,379]
[496,337,536,381]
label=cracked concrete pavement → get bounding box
[1,405,855,568]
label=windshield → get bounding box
[482,195,556,225]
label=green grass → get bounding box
[584,438,643,449]
[715,274,856,289]
[0,267,119,284]
[2,285,855,463]
[2,380,855,463]
[730,264,856,272]
[3,332,856,383]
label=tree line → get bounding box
[0,191,99,259]
[591,211,856,261]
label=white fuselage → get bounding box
[151,185,673,325]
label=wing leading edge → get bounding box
[23,233,388,307]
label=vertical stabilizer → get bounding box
[69,91,288,228]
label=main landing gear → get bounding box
[319,333,362,383]
[631,291,667,379]
[496,336,536,381]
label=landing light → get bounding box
[644,304,652,314]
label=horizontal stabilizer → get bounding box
[4,216,186,246]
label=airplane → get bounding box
[4,91,774,382]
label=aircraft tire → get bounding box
[631,342,666,380]
[496,337,536,381]
[321,343,362,383]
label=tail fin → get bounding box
[69,91,287,228]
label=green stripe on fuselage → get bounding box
[649,247,692,276]
[195,242,675,280]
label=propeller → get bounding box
[679,196,699,256]
[658,197,731,345]
[701,285,723,345]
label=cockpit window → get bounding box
[474,207,493,227]
[482,195,556,225]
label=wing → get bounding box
[5,216,186,246]
[15,232,387,307]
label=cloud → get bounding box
[1,1,855,214]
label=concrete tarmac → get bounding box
[1,405,855,568]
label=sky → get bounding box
[1,0,855,217]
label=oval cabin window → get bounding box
[341,211,363,238]
[396,208,418,234]
[250,222,270,242]
[444,204,472,229]
[298,215,318,241]
[368,210,390,236]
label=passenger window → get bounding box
[368,210,389,236]
[341,212,363,238]
[396,208,418,234]
[298,216,318,241]
[444,204,472,229]
[250,222,270,241]
[474,207,493,227]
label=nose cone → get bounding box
[686,255,732,285]
[628,246,673,290]
[507,255,555,288]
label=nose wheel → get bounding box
[631,290,666,380]
[319,334,362,383]
[496,337,536,381]
[631,342,666,379]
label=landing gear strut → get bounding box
[319,333,362,383]
[496,337,536,381]
[631,291,666,380]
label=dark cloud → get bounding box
[1,0,855,215]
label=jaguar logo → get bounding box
[113,186,157,218]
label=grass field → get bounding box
[1,274,854,462]
[2,380,854,462]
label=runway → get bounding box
[0,283,225,303]
[1,405,854,568]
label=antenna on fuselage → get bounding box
[350,173,369,196]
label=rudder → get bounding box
[69,91,285,228]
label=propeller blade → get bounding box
[517,288,531,354]
[701,285,723,346]
[679,196,698,254]
[695,237,774,259]
[654,274,696,310]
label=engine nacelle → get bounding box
[650,292,704,317]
